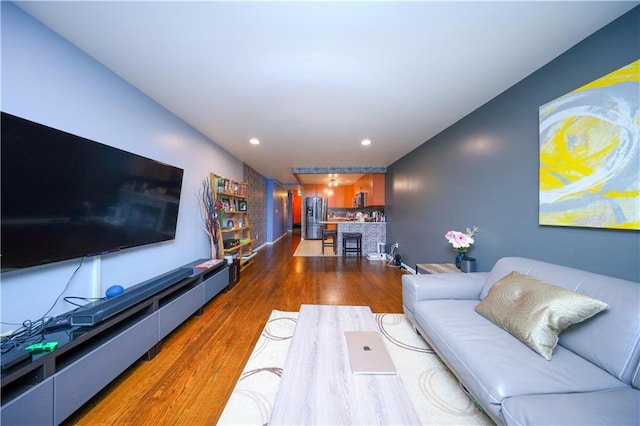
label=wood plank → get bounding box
[63,231,408,425]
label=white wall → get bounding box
[0,3,243,333]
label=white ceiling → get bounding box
[16,1,638,185]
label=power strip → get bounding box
[367,253,386,261]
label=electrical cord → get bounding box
[0,257,86,352]
[41,256,86,320]
[386,246,403,268]
[386,246,397,267]
[63,296,106,308]
[0,319,45,353]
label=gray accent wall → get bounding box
[386,7,640,281]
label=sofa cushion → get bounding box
[501,388,640,425]
[401,272,487,323]
[412,299,628,422]
[480,257,640,386]
[474,271,608,360]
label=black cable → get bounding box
[0,257,86,351]
[0,319,45,353]
[63,296,106,308]
[41,256,85,319]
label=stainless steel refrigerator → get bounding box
[305,197,328,240]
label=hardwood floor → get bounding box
[64,231,408,425]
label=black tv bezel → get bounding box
[0,112,185,272]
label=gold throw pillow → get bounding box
[475,271,608,360]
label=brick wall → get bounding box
[243,163,266,249]
[337,223,387,256]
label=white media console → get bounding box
[0,259,229,425]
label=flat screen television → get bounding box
[1,112,185,272]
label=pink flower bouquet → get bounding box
[445,226,479,253]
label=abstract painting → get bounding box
[539,59,639,230]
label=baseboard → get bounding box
[265,231,289,246]
[384,254,415,273]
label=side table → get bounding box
[415,262,460,274]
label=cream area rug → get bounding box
[218,310,493,425]
[292,239,337,257]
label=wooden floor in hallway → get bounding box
[65,230,409,425]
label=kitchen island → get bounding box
[320,220,386,257]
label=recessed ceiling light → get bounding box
[249,138,260,145]
[361,139,371,146]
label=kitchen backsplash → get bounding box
[328,206,385,220]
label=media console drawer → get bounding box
[203,266,229,303]
[54,313,158,423]
[158,285,204,340]
[1,376,54,425]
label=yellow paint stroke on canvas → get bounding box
[539,59,640,230]
[540,116,618,192]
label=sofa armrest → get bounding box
[402,272,487,320]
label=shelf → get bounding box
[241,252,257,261]
[223,240,253,253]
[240,252,256,270]
[217,191,247,199]
[212,172,252,270]
[220,226,250,233]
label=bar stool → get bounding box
[342,232,362,257]
[321,226,337,255]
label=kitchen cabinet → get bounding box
[353,174,385,206]
[304,184,354,208]
[304,174,384,208]
[371,174,385,206]
[303,184,322,197]
[327,185,354,208]
[341,186,355,207]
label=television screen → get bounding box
[1,112,184,271]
